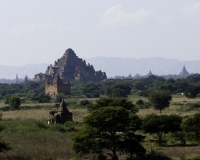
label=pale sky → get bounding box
[0,0,200,66]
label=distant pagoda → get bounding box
[179,65,189,77]
[34,48,107,83]
[24,75,28,82]
[147,70,154,76]
[15,74,19,83]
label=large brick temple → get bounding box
[34,48,107,83]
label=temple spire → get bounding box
[147,70,153,76]
[15,74,19,83]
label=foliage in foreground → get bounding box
[182,113,200,144]
[88,97,138,113]
[142,114,182,146]
[72,106,145,160]
[0,113,11,153]
[0,120,82,159]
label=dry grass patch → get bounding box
[128,95,200,116]
[1,108,88,122]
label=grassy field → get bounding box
[0,95,200,159]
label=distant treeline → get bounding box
[71,74,200,98]
[1,74,200,100]
[0,81,45,100]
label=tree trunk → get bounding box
[158,132,162,146]
[130,151,133,160]
[111,132,118,160]
[112,147,118,160]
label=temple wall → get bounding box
[57,84,71,95]
[45,85,58,95]
[45,84,71,95]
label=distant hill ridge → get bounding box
[1,57,200,79]
[86,57,200,77]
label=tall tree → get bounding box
[148,90,172,113]
[142,114,182,146]
[184,83,200,98]
[6,95,21,109]
[72,106,145,160]
[182,113,200,144]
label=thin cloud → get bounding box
[100,4,154,27]
[181,3,200,16]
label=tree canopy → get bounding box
[142,114,182,145]
[182,113,200,144]
[72,106,145,160]
[148,90,172,113]
[89,97,138,113]
[82,83,100,98]
[4,95,21,109]
[105,83,131,98]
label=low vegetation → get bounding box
[1,74,200,159]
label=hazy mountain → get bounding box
[0,63,48,79]
[1,57,200,80]
[85,57,200,77]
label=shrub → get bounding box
[66,101,80,108]
[145,149,171,160]
[189,103,200,109]
[79,100,93,109]
[0,106,11,111]
[31,94,51,103]
[177,103,200,111]
[64,121,77,131]
[136,100,151,109]
[4,95,10,104]
[49,110,57,115]
[49,125,66,133]
[167,131,186,145]
[8,96,21,109]
[80,100,90,106]
[55,93,65,103]
[35,121,49,130]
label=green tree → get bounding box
[135,99,150,109]
[82,83,100,98]
[167,131,186,145]
[185,84,200,98]
[31,94,51,103]
[89,97,138,113]
[182,113,200,144]
[55,93,65,103]
[72,106,145,160]
[105,83,131,98]
[119,114,146,159]
[8,95,21,109]
[79,100,92,109]
[4,95,10,104]
[148,90,172,114]
[133,75,165,91]
[142,114,182,146]
[185,74,200,84]
[80,100,90,106]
